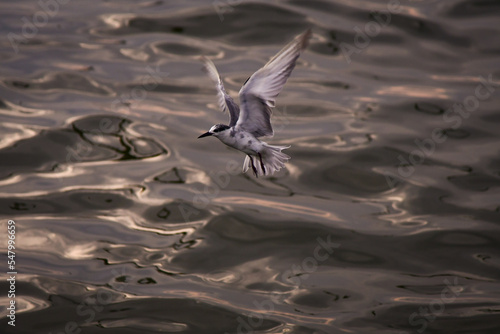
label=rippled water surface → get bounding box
[1,0,500,333]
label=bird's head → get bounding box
[198,123,230,138]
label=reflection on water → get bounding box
[1,0,500,333]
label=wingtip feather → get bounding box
[298,28,312,50]
[200,56,220,82]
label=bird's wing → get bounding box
[235,29,311,137]
[201,56,240,127]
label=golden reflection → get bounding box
[100,318,188,331]
[0,295,50,317]
[63,243,99,260]
[79,43,104,50]
[0,100,52,115]
[214,196,338,220]
[375,86,450,99]
[0,122,44,149]
[20,228,98,260]
[119,48,150,62]
[101,14,134,28]
[106,212,199,236]
[164,289,336,325]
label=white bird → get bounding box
[198,29,311,177]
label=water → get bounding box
[1,0,500,333]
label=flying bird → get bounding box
[198,29,311,177]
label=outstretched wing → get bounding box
[201,56,240,127]
[235,29,311,137]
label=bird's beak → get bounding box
[198,132,213,139]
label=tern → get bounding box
[198,29,311,177]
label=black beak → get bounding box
[198,132,213,139]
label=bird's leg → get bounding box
[248,155,258,177]
[258,153,266,175]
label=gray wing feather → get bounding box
[236,29,311,137]
[201,56,240,127]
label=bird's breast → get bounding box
[219,131,261,155]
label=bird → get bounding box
[198,29,311,177]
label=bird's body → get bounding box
[198,29,311,177]
[216,126,263,156]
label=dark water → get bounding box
[1,0,500,333]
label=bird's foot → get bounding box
[249,155,258,178]
[258,153,266,175]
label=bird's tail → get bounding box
[243,143,291,177]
